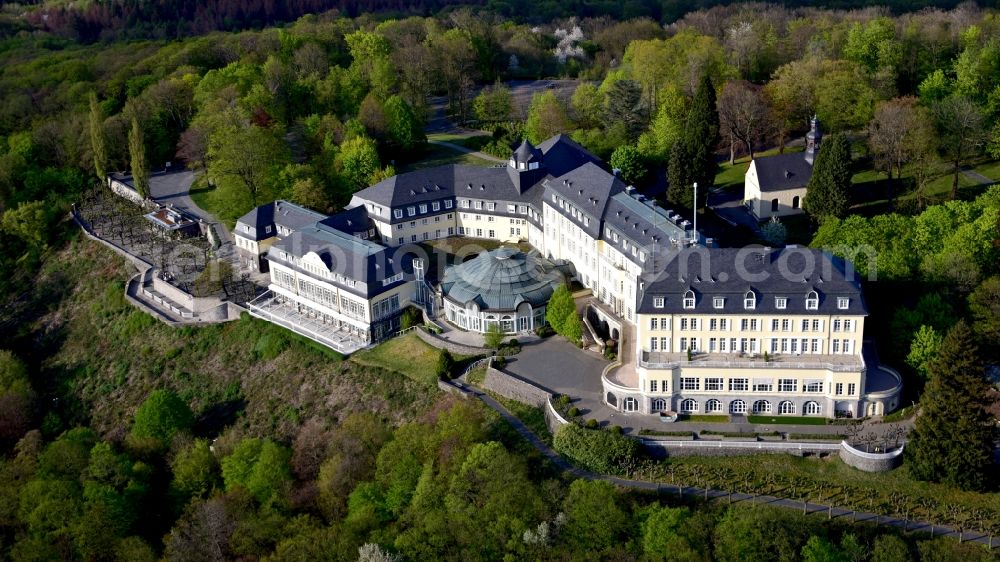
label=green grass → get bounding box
[398,142,496,173]
[466,366,487,387]
[971,159,1000,181]
[678,414,730,423]
[638,429,696,437]
[351,332,452,386]
[490,392,552,445]
[747,415,827,425]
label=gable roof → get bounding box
[752,153,814,192]
[537,134,603,177]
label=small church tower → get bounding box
[804,115,822,165]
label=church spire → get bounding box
[804,115,822,165]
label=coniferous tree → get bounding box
[668,74,718,211]
[803,133,851,220]
[128,117,150,199]
[88,93,108,183]
[906,321,995,491]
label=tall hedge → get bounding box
[553,424,640,475]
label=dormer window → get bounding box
[393,209,402,219]
[837,297,849,310]
[683,290,695,309]
[806,291,819,310]
[775,297,787,310]
[654,297,665,309]
[419,204,427,213]
[744,291,756,310]
[713,297,725,309]
[407,206,415,217]
[432,201,440,211]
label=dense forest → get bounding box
[0,0,998,559]
[2,0,995,41]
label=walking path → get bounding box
[961,167,997,186]
[462,382,994,549]
[427,139,506,164]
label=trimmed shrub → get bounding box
[567,407,580,417]
[553,424,641,474]
[585,419,599,429]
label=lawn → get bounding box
[350,331,450,386]
[747,415,827,425]
[972,159,1000,181]
[397,142,497,173]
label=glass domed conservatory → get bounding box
[438,247,568,334]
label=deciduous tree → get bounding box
[525,92,573,144]
[128,117,149,198]
[610,145,648,186]
[717,80,771,163]
[130,390,194,451]
[868,97,935,198]
[933,96,986,200]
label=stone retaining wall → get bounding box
[437,379,469,398]
[482,367,551,408]
[415,327,489,357]
[640,440,839,459]
[544,400,570,434]
[838,441,904,472]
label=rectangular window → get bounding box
[778,379,797,392]
[407,206,415,216]
[680,318,688,331]
[432,201,440,211]
[710,318,718,331]
[713,297,725,309]
[720,338,728,352]
[488,202,496,211]
[650,380,658,392]
[488,230,495,238]
[801,319,810,331]
[741,319,749,331]
[848,383,856,395]
[680,337,688,351]
[653,297,664,308]
[750,319,759,331]
[445,200,453,209]
[843,339,853,354]
[709,338,717,352]
[650,318,658,330]
[461,199,470,208]
[790,339,799,354]
[689,338,698,352]
[422,232,428,240]
[398,237,404,245]
[474,200,483,210]
[659,337,669,351]
[476,228,483,237]
[812,319,821,331]
[771,319,779,331]
[683,295,695,309]
[781,319,790,331]
[833,319,842,331]
[832,340,841,353]
[706,378,724,391]
[448,227,454,235]
[729,378,749,392]
[650,338,658,351]
[838,297,850,310]
[811,339,820,353]
[835,383,844,396]
[753,381,772,392]
[419,204,427,214]
[394,209,403,219]
[730,337,737,352]
[722,319,731,331]
[803,381,823,393]
[775,297,787,309]
[680,377,699,391]
[780,338,789,353]
[410,235,416,242]
[844,319,854,332]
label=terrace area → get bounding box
[639,351,865,372]
[247,291,369,354]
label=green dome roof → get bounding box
[440,248,566,311]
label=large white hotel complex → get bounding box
[235,135,901,419]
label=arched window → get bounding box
[652,398,667,412]
[744,290,756,310]
[680,399,699,413]
[623,397,639,412]
[778,401,796,415]
[804,401,822,415]
[705,399,723,413]
[683,290,695,309]
[805,290,819,310]
[729,400,747,414]
[752,400,772,414]
[792,195,800,209]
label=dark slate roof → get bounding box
[440,247,567,311]
[752,153,814,192]
[544,162,626,238]
[604,190,692,253]
[236,200,326,241]
[537,134,604,177]
[512,140,542,164]
[638,247,867,316]
[267,223,411,298]
[318,206,375,239]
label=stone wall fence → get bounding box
[482,366,551,407]
[838,441,904,472]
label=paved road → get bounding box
[462,383,994,549]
